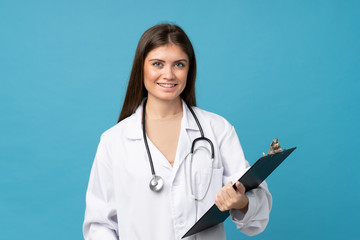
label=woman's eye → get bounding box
[175,62,185,68]
[153,62,162,67]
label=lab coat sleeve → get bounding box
[83,134,119,240]
[220,125,272,236]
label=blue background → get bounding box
[1,0,359,239]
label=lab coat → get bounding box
[83,99,272,240]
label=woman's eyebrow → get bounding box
[149,59,165,62]
[175,59,188,62]
[149,58,188,62]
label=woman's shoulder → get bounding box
[100,112,140,142]
[192,106,234,133]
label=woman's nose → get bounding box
[163,65,175,80]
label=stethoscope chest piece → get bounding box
[149,175,164,192]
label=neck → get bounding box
[146,96,183,119]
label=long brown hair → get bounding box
[117,23,197,123]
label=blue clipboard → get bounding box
[182,147,296,239]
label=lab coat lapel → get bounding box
[124,101,143,140]
[174,100,199,170]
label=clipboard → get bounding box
[182,147,296,239]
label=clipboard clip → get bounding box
[263,138,283,156]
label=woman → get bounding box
[83,24,272,240]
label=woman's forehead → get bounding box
[146,44,189,61]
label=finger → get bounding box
[217,202,225,212]
[223,181,234,192]
[236,181,245,194]
[226,183,245,208]
[220,182,241,210]
[225,181,233,189]
[224,184,237,200]
[226,181,239,194]
[220,182,233,196]
[222,184,240,210]
[217,189,226,204]
[222,186,234,204]
[215,192,226,211]
[214,197,221,210]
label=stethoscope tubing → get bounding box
[142,98,215,197]
[141,100,156,176]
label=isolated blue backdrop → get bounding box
[1,0,359,239]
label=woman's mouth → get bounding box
[157,83,177,88]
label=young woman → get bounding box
[83,24,272,240]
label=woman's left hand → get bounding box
[215,181,249,214]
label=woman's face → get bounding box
[143,44,189,104]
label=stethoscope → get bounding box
[142,99,215,200]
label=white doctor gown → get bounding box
[83,100,272,240]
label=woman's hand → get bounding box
[215,181,249,214]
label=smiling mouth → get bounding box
[157,83,177,88]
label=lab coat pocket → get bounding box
[197,167,224,215]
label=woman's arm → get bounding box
[217,124,272,236]
[83,135,119,240]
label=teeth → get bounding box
[158,83,176,88]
